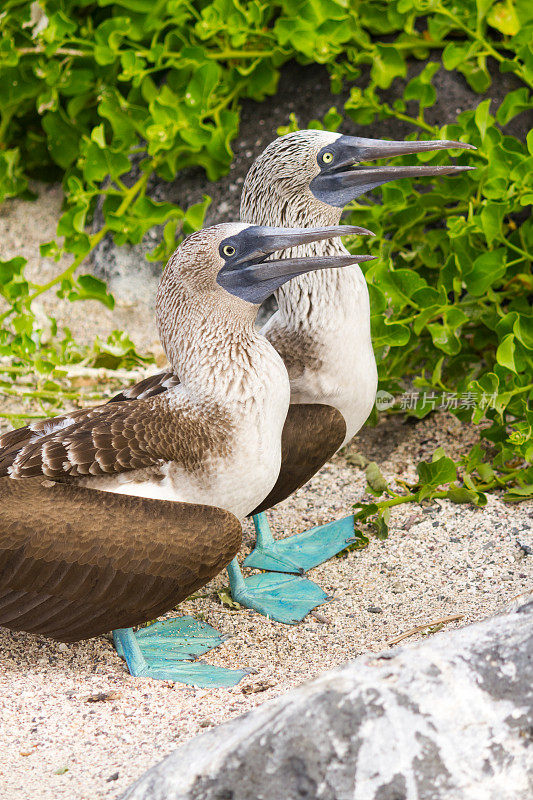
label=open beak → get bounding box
[217,224,375,304]
[310,134,476,207]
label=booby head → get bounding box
[215,223,374,304]
[241,129,475,223]
[160,222,374,309]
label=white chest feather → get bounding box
[264,265,377,447]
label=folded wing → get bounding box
[0,393,209,480]
[0,478,241,641]
[251,403,346,515]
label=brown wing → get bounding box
[0,370,181,469]
[0,407,94,458]
[251,403,346,515]
[0,393,230,481]
[0,478,241,642]
[107,371,180,404]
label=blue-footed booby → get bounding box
[109,131,475,623]
[0,222,373,684]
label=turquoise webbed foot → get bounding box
[243,512,356,573]
[113,616,249,687]
[227,556,330,625]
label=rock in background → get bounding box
[122,599,533,800]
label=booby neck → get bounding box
[157,236,277,404]
[241,191,366,333]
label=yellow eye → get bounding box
[322,152,333,164]
[223,245,235,256]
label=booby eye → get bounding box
[321,152,334,164]
[222,244,235,257]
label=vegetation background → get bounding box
[0,0,531,531]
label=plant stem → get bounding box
[367,468,523,514]
[498,238,532,261]
[0,386,105,401]
[16,46,87,57]
[205,49,278,60]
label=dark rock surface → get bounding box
[91,59,529,317]
[121,600,533,800]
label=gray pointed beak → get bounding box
[217,224,375,304]
[327,164,475,202]
[338,135,476,162]
[310,134,476,207]
[231,224,373,265]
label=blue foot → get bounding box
[244,513,356,573]
[113,616,249,687]
[227,559,330,624]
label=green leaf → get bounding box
[463,248,507,295]
[496,333,517,372]
[474,99,493,141]
[68,275,115,310]
[371,44,407,89]
[371,316,410,348]
[487,1,520,35]
[480,205,507,246]
[42,113,80,169]
[417,454,457,488]
[496,88,532,126]
[447,487,484,505]
[504,484,533,502]
[365,462,388,494]
[443,42,470,71]
[183,195,211,234]
[217,588,242,610]
[373,508,390,539]
[0,149,27,202]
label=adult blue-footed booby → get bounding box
[0,222,373,684]
[110,131,475,624]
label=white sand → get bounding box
[0,410,531,800]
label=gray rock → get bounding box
[122,601,533,800]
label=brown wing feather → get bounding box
[0,478,241,641]
[251,403,346,515]
[0,393,231,480]
[107,371,180,404]
[0,370,181,469]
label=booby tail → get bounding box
[0,477,241,641]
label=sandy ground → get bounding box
[0,409,531,800]
[1,187,532,800]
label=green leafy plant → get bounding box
[342,86,532,520]
[353,447,530,540]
